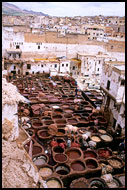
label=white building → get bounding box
[100,61,125,135]
[78,52,117,79]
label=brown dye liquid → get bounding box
[33,122,42,126]
[40,131,49,137]
[73,182,87,188]
[84,152,97,158]
[57,131,65,135]
[32,146,42,155]
[67,150,81,159]
[56,169,69,175]
[68,119,77,123]
[55,154,67,162]
[52,115,62,119]
[86,160,97,169]
[56,120,66,124]
[71,162,85,171]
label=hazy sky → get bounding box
[8,2,125,17]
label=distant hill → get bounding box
[2,2,49,16]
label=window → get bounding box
[32,71,34,74]
[18,70,20,74]
[55,64,57,68]
[121,80,125,86]
[26,72,29,75]
[66,64,68,67]
[111,45,113,49]
[14,66,16,70]
[107,80,110,90]
[97,68,99,71]
[62,64,64,67]
[38,46,40,49]
[41,65,43,67]
[72,66,75,70]
[99,60,101,64]
[16,45,20,49]
[27,64,31,69]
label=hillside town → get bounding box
[2,3,125,188]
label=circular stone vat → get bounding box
[84,106,93,112]
[53,146,64,153]
[64,113,72,118]
[66,148,81,160]
[62,104,70,109]
[91,135,101,143]
[37,130,51,140]
[73,114,82,119]
[55,119,66,124]
[100,134,113,142]
[33,155,48,167]
[85,158,98,169]
[64,109,74,113]
[52,115,62,119]
[32,121,43,129]
[55,165,70,176]
[70,177,88,188]
[54,109,63,115]
[32,145,43,156]
[44,120,54,125]
[98,128,107,134]
[56,129,65,136]
[107,157,123,169]
[98,148,112,159]
[39,166,53,178]
[71,160,85,171]
[46,177,63,188]
[89,178,107,188]
[84,150,97,159]
[54,153,68,163]
[67,118,78,124]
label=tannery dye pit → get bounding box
[3,74,125,188]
